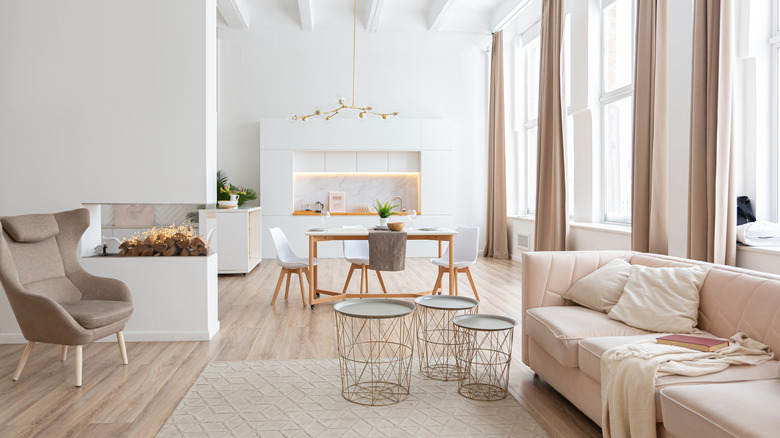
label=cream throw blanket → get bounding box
[601,333,773,438]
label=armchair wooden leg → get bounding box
[61,345,68,361]
[375,270,388,294]
[297,268,307,307]
[271,269,285,305]
[464,267,480,301]
[342,264,356,294]
[12,341,34,381]
[117,332,128,365]
[75,345,83,387]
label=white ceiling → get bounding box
[217,0,532,34]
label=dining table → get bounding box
[304,227,458,308]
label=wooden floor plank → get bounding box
[0,257,600,437]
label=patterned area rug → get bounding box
[157,359,548,437]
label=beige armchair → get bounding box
[0,208,133,387]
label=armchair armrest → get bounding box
[69,271,132,303]
[521,250,631,365]
[2,283,94,345]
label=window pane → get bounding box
[564,14,572,109]
[603,0,633,93]
[527,126,538,214]
[526,37,541,121]
[567,114,574,217]
[604,97,633,222]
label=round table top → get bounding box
[334,298,416,319]
[452,314,518,331]
[414,295,479,310]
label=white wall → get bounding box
[0,0,217,210]
[217,12,490,239]
[0,0,218,340]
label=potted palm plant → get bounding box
[374,199,400,227]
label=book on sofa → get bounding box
[656,334,729,352]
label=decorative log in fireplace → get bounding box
[118,225,209,257]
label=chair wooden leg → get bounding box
[375,270,388,294]
[432,267,444,295]
[117,332,128,365]
[297,268,307,306]
[364,266,369,293]
[12,341,34,381]
[75,345,83,387]
[342,264,356,294]
[454,270,459,296]
[464,267,480,301]
[284,272,292,299]
[359,266,365,294]
[61,345,68,361]
[271,269,286,305]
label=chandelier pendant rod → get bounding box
[352,0,357,108]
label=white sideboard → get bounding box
[214,207,262,274]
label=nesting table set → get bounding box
[333,296,518,406]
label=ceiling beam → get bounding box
[366,0,385,32]
[216,0,249,29]
[490,0,533,33]
[428,0,456,32]
[297,0,313,31]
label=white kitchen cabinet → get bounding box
[388,152,420,172]
[357,151,388,172]
[293,151,325,172]
[215,207,262,274]
[325,151,357,172]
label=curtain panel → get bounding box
[484,31,509,259]
[534,0,568,252]
[687,0,736,265]
[631,0,669,255]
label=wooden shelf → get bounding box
[292,211,418,216]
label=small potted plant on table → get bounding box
[374,199,400,227]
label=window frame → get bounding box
[521,23,542,215]
[600,0,636,225]
[772,0,780,221]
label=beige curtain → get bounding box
[534,0,568,252]
[687,0,736,265]
[631,0,669,254]
[484,31,509,259]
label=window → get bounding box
[522,26,541,215]
[601,0,635,223]
[774,0,780,220]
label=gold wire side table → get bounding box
[453,314,518,401]
[414,295,479,381]
[334,298,416,406]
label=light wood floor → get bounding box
[0,257,601,437]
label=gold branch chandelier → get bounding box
[291,0,398,121]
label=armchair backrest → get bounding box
[0,208,90,303]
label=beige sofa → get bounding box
[522,251,780,437]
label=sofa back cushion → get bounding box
[630,253,780,356]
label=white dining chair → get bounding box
[430,226,480,301]
[341,225,388,294]
[269,227,317,306]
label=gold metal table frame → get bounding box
[306,228,458,308]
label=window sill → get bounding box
[570,221,631,235]
[736,245,780,255]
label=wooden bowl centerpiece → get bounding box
[387,222,405,231]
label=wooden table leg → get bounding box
[448,235,455,295]
[309,236,315,309]
[438,241,442,258]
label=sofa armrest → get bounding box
[521,250,632,365]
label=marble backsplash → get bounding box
[293,173,420,213]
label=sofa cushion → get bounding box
[562,257,630,313]
[60,300,134,329]
[525,306,652,367]
[660,380,780,438]
[608,264,710,333]
[579,336,779,422]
